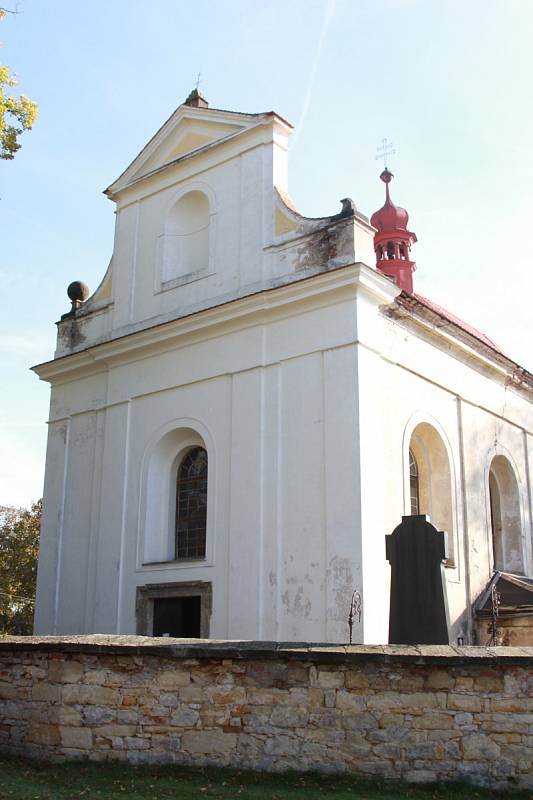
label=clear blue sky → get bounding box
[1,0,532,506]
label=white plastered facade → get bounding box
[33,99,533,644]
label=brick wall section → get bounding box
[0,637,532,788]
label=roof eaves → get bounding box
[207,108,294,129]
[396,292,533,388]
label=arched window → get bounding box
[489,455,523,575]
[408,422,455,565]
[161,190,210,284]
[175,447,208,560]
[142,427,209,565]
[409,449,419,515]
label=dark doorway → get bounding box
[153,595,201,637]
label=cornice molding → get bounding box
[34,263,395,385]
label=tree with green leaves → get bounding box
[0,500,40,635]
[0,7,37,160]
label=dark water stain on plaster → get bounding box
[282,586,312,619]
[58,316,88,352]
[294,221,354,273]
[327,555,356,623]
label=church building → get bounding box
[33,90,533,646]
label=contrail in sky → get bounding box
[291,0,336,147]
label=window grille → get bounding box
[175,447,207,559]
[409,449,420,515]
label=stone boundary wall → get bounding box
[0,637,532,789]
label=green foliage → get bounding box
[0,8,38,160]
[1,758,531,799]
[0,499,40,635]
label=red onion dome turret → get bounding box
[371,169,417,293]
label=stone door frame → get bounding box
[136,580,212,637]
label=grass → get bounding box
[1,758,532,800]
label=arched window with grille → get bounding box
[175,447,208,560]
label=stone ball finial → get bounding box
[67,281,90,303]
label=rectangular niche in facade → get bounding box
[136,580,212,638]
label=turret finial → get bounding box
[184,87,208,108]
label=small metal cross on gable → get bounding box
[195,72,202,91]
[376,137,396,168]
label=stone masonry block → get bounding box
[491,697,533,713]
[373,742,401,759]
[473,673,504,692]
[83,669,109,685]
[28,723,61,746]
[170,706,200,727]
[31,683,61,703]
[83,706,117,725]
[0,683,20,700]
[211,687,247,705]
[264,734,300,756]
[157,669,191,689]
[48,661,84,684]
[288,687,318,708]
[247,688,291,706]
[412,712,452,730]
[425,670,455,690]
[79,686,121,705]
[447,693,482,712]
[287,664,308,685]
[336,691,366,712]
[182,730,237,754]
[367,691,438,711]
[270,707,309,727]
[462,733,500,760]
[124,737,150,750]
[317,670,345,689]
[404,769,438,783]
[340,712,378,731]
[308,710,340,729]
[455,677,474,690]
[60,726,93,749]
[179,685,204,703]
[159,692,179,708]
[344,671,369,690]
[57,707,83,726]
[95,724,138,738]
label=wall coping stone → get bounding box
[1,636,532,664]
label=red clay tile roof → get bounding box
[408,292,504,355]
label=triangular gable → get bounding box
[133,117,245,180]
[105,105,264,198]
